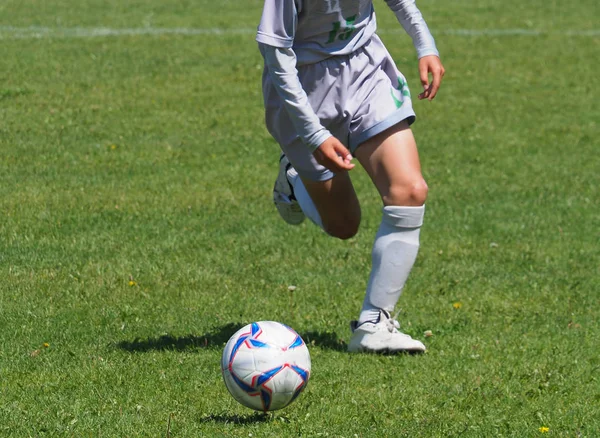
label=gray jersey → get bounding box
[257,0,439,171]
[257,0,377,66]
[257,0,438,65]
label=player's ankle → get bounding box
[358,308,383,326]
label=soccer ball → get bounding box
[221,321,311,412]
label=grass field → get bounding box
[1,0,598,436]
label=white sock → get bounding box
[286,167,324,229]
[358,205,425,325]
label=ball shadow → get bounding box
[115,323,348,353]
[115,322,243,353]
[199,412,271,425]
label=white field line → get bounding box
[0,25,598,40]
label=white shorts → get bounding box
[263,34,416,182]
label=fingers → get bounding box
[333,142,354,166]
[418,85,430,100]
[334,152,355,171]
[418,56,445,101]
[427,64,445,100]
[314,137,355,173]
[326,143,355,172]
[418,62,430,100]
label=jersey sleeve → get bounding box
[256,0,299,48]
[384,0,439,59]
[259,43,331,151]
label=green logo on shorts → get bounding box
[391,76,411,108]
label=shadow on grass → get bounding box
[116,324,347,353]
[116,322,243,353]
[199,412,271,425]
[301,330,347,351]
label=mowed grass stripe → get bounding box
[1,25,599,39]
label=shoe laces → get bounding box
[383,310,402,333]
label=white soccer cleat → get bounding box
[273,154,305,225]
[348,310,426,354]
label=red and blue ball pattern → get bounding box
[221,321,311,411]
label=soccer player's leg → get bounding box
[276,137,361,239]
[299,172,361,240]
[348,121,427,353]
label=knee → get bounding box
[384,178,428,206]
[323,215,361,240]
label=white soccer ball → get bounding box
[221,321,311,412]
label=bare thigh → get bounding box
[301,171,361,240]
[354,121,428,207]
[298,121,424,238]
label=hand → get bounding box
[418,55,445,100]
[313,136,355,173]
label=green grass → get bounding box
[1,0,598,436]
